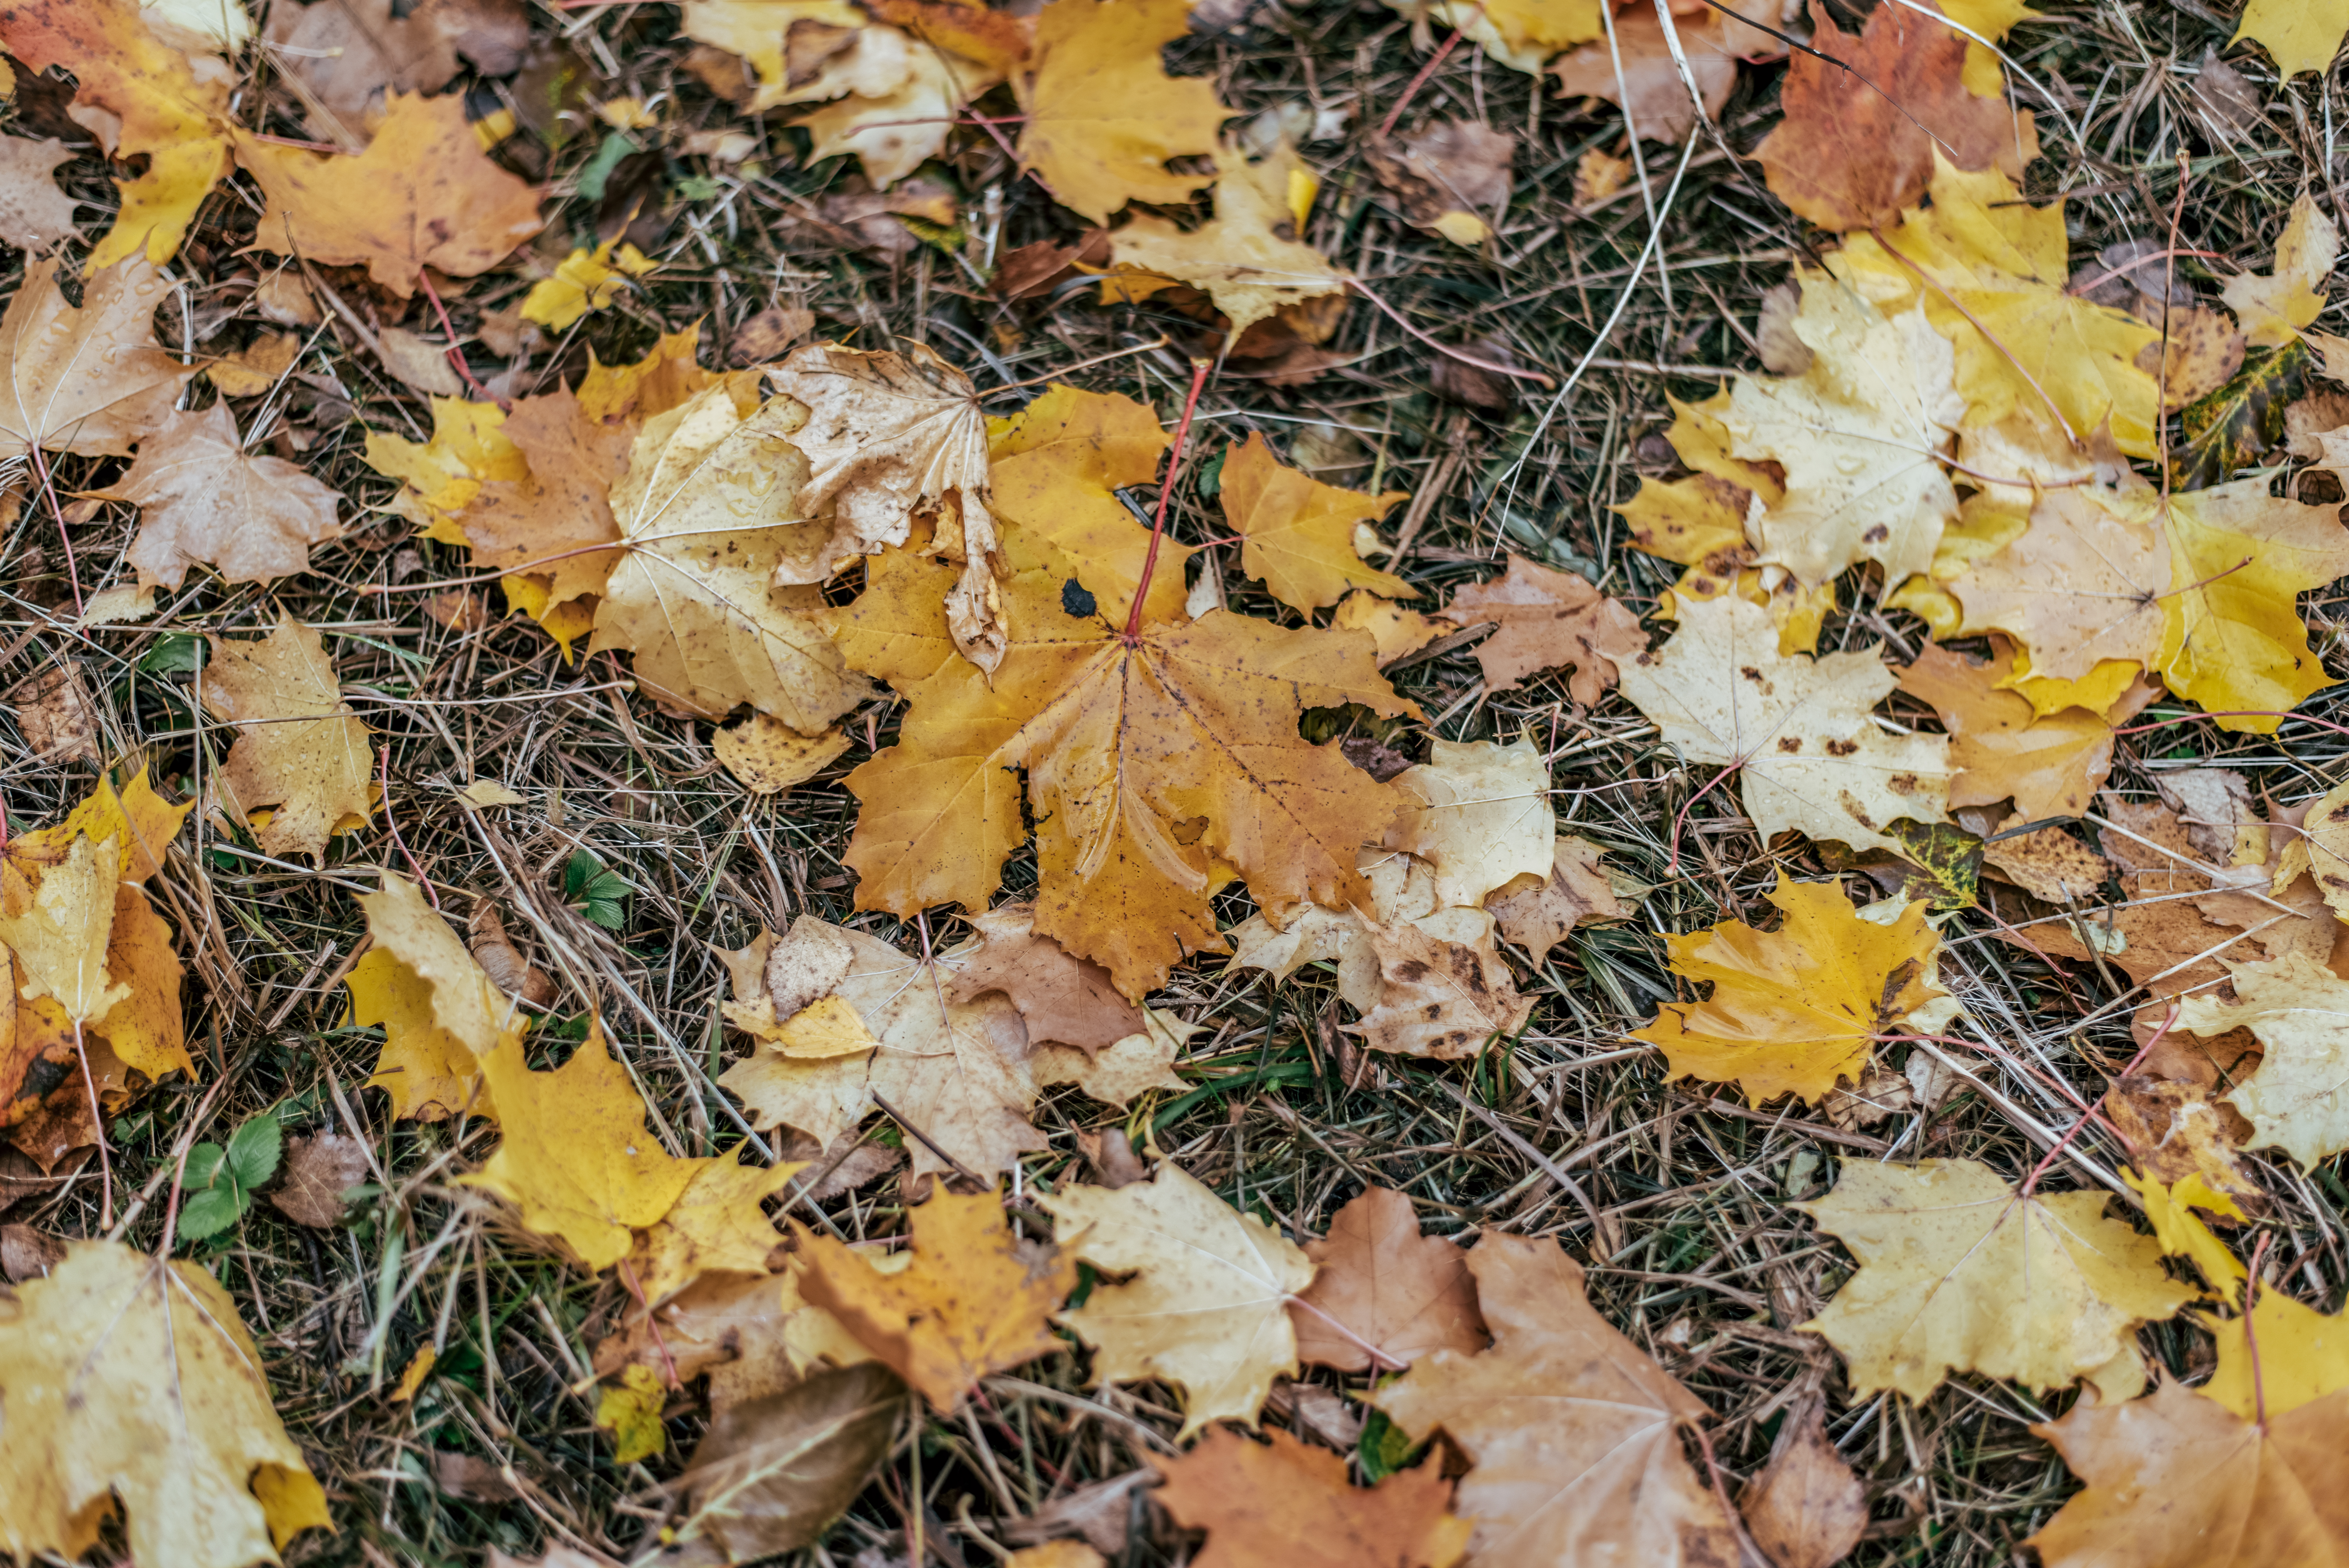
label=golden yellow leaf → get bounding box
[714,716,852,795]
[1107,137,1349,342]
[89,880,191,1083]
[2156,480,2349,733]
[448,383,631,655]
[1217,432,1409,613]
[389,1345,435,1403]
[2122,1169,2246,1304]
[344,871,514,1121]
[596,1363,668,1464]
[2230,0,2349,78]
[9,767,190,886]
[2178,952,2349,1169]
[521,241,659,331]
[0,0,232,265]
[2203,1290,2349,1420]
[1043,1164,1314,1440]
[579,322,727,424]
[2222,193,2338,346]
[679,0,898,110]
[1615,595,1953,857]
[768,996,879,1060]
[836,549,1415,995]
[1894,639,2115,820]
[796,1186,1075,1410]
[1634,875,1946,1105]
[0,834,129,1026]
[101,403,346,590]
[0,1239,330,1567]
[987,383,1183,629]
[202,613,374,862]
[363,395,527,545]
[1615,390,1781,569]
[463,1019,700,1271]
[236,91,546,296]
[588,381,875,727]
[1797,1158,2194,1401]
[0,256,194,461]
[1334,590,1439,661]
[627,1144,802,1304]
[2276,774,2349,921]
[1014,0,1229,226]
[1383,0,1600,72]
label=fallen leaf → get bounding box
[1151,1424,1471,1568]
[1796,1157,2194,1401]
[1431,552,1647,703]
[1384,0,1599,72]
[2179,952,2349,1169]
[597,1363,668,1465]
[5,663,99,766]
[1486,835,1631,957]
[627,1145,800,1304]
[944,903,1142,1053]
[1217,432,1409,614]
[2223,192,2339,348]
[2155,479,2349,732]
[1334,590,1440,661]
[1754,0,2028,231]
[462,1019,700,1270]
[2231,0,2349,78]
[206,331,301,399]
[374,325,463,396]
[345,872,512,1122]
[0,1221,64,1281]
[0,256,194,461]
[0,135,77,251]
[2146,303,2246,408]
[1289,1186,1485,1372]
[201,614,372,862]
[447,382,630,652]
[522,241,658,331]
[1723,278,1964,591]
[1738,1399,1868,1568]
[0,0,231,264]
[837,545,1414,996]
[2202,1288,2349,1421]
[2123,1169,2246,1303]
[1571,146,1631,205]
[1004,1473,1151,1557]
[1032,1006,1194,1108]
[0,1239,331,1568]
[1362,119,1512,246]
[797,42,1003,189]
[1615,594,1954,857]
[766,339,1002,667]
[1895,639,2115,820]
[1548,4,1766,145]
[717,919,1046,1184]
[2102,1075,2261,1214]
[794,1185,1075,1409]
[1950,484,2167,693]
[2025,1378,2349,1567]
[661,1363,905,1565]
[1372,1231,1740,1567]
[0,833,129,1025]
[1109,135,1347,342]
[588,380,875,727]
[237,91,545,296]
[2276,773,2349,920]
[269,1130,372,1228]
[263,0,529,124]
[1007,1545,1107,1568]
[1381,738,1554,911]
[99,403,345,590]
[715,716,851,795]
[1043,1164,1315,1439]
[987,383,1183,629]
[363,393,529,545]
[1014,0,1229,226]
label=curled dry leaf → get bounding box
[794,1186,1075,1410]
[1012,0,1229,226]
[1432,552,1647,704]
[102,404,345,590]
[1289,1186,1486,1372]
[1486,835,1630,958]
[1797,1158,2194,1402]
[1372,1231,1740,1568]
[797,38,1004,189]
[1634,874,1950,1105]
[659,1363,905,1568]
[269,1131,373,1228]
[1151,1424,1472,1568]
[467,902,554,1008]
[201,614,373,863]
[1043,1164,1315,1439]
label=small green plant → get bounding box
[565,849,631,929]
[176,1110,282,1244]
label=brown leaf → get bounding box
[2102,1075,2262,1215]
[1548,4,1759,145]
[0,1221,63,1281]
[1980,816,2116,903]
[100,404,346,590]
[1075,1127,1148,1189]
[433,1451,522,1504]
[268,1131,372,1228]
[660,1363,906,1566]
[945,903,1143,1055]
[0,135,77,253]
[1151,1424,1472,1568]
[727,305,814,366]
[1372,1231,1741,1566]
[263,0,531,124]
[201,614,374,863]
[1347,917,1534,1061]
[1435,552,1646,703]
[0,256,193,461]
[1739,1399,1866,1568]
[467,903,555,1009]
[376,324,464,397]
[775,1130,904,1204]
[1753,0,2031,232]
[1894,639,2116,821]
[1003,1471,1152,1556]
[1363,120,1514,242]
[1487,835,1632,958]
[5,663,100,766]
[1289,1187,1486,1372]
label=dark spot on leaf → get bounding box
[1824,738,1859,757]
[1061,579,1097,619]
[1778,736,1802,754]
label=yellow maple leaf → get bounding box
[2230,0,2349,78]
[0,835,130,1026]
[626,1144,803,1304]
[1833,157,2162,457]
[1014,0,1229,226]
[1798,1158,2194,1401]
[0,0,232,265]
[595,1363,668,1464]
[462,1019,700,1271]
[1381,0,1600,72]
[522,241,660,331]
[679,0,900,111]
[344,872,515,1123]
[2156,480,2349,733]
[364,396,528,546]
[1107,136,1348,341]
[1217,432,1410,614]
[0,1240,331,1568]
[988,383,1183,628]
[798,41,1004,188]
[795,1186,1076,1410]
[1042,1164,1314,1439]
[201,614,374,862]
[2178,952,2349,1169]
[9,767,191,885]
[2121,1169,2246,1305]
[2203,1290,2349,1420]
[1633,875,1947,1105]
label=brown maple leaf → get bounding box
[102,405,345,590]
[1289,1187,1486,1372]
[943,902,1142,1055]
[1434,552,1647,704]
[1152,1425,1471,1568]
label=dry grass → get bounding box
[1,1,2344,1564]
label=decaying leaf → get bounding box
[1362,119,1512,246]
[1032,1006,1194,1109]
[345,873,512,1123]
[715,717,850,796]
[2222,193,2339,348]
[269,1131,372,1228]
[1432,552,1646,703]
[794,1185,1075,1409]
[1895,639,2116,821]
[1372,1231,1741,1567]
[1797,1158,2194,1401]
[0,135,79,253]
[1043,1164,1315,1439]
[263,0,530,123]
[2179,953,2349,1169]
[102,404,345,590]
[5,663,100,766]
[1151,1424,1471,1568]
[1013,0,1229,226]
[1738,1399,1869,1568]
[661,1363,905,1566]
[1486,835,1631,957]
[1346,910,1535,1059]
[1634,874,1950,1105]
[945,903,1143,1054]
[0,1240,331,1568]
[1108,137,1349,342]
[2102,1074,2262,1215]
[202,615,373,862]
[1289,1186,1486,1372]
